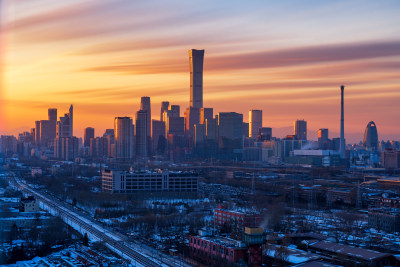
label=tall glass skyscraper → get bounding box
[114,117,134,161]
[189,49,204,109]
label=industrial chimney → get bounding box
[340,85,345,159]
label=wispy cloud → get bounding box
[80,40,400,75]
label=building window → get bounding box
[231,251,233,257]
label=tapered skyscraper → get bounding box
[189,49,204,109]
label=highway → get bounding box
[8,174,191,267]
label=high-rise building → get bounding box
[294,119,307,140]
[169,105,180,117]
[184,107,200,137]
[332,137,341,151]
[35,121,41,146]
[363,121,378,150]
[57,105,73,138]
[136,110,148,157]
[48,108,57,140]
[30,128,36,145]
[39,120,51,147]
[54,136,79,160]
[189,49,204,109]
[84,127,95,147]
[205,118,217,140]
[53,105,74,159]
[166,116,185,136]
[90,137,108,158]
[152,120,166,153]
[160,101,170,121]
[103,129,114,158]
[243,122,249,138]
[258,127,272,141]
[249,110,262,138]
[140,96,151,137]
[114,117,134,161]
[162,104,180,122]
[194,124,205,147]
[200,108,213,124]
[218,112,243,157]
[318,128,329,149]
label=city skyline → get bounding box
[1,1,400,142]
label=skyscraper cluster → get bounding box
[4,49,388,167]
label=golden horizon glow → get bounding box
[1,0,400,143]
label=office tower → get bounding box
[39,120,51,147]
[54,136,78,160]
[103,129,114,158]
[90,137,98,158]
[184,107,200,137]
[48,108,57,121]
[114,117,134,161]
[136,110,148,157]
[243,122,249,138]
[169,105,180,117]
[140,96,151,138]
[163,104,180,122]
[166,116,185,136]
[218,112,243,153]
[340,85,345,158]
[363,121,378,150]
[152,120,166,153]
[84,127,95,147]
[200,108,213,124]
[48,108,57,140]
[249,110,262,138]
[30,128,36,145]
[318,128,329,149]
[332,137,341,151]
[294,119,307,140]
[53,105,75,160]
[90,136,108,158]
[57,105,73,138]
[189,49,204,109]
[205,118,217,140]
[35,121,41,146]
[258,127,272,141]
[194,124,205,149]
[160,101,170,121]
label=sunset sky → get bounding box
[1,0,399,142]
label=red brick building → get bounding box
[189,234,247,266]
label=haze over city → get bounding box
[1,0,400,142]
